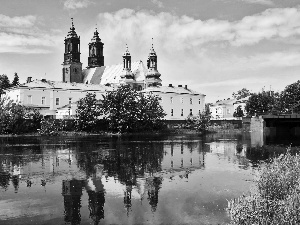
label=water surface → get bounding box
[0,132,265,225]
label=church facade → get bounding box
[5,21,206,120]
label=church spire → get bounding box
[120,44,134,85]
[87,27,104,68]
[146,39,161,87]
[62,18,82,83]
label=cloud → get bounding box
[63,0,94,10]
[95,6,300,56]
[151,0,164,8]
[0,14,36,28]
[0,14,60,54]
[241,0,274,5]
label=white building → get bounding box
[210,97,248,120]
[4,21,205,120]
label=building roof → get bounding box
[82,60,147,85]
[211,99,236,107]
[12,79,113,92]
[141,86,205,96]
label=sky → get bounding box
[1,0,300,102]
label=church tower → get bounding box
[87,28,104,68]
[120,44,134,86]
[62,18,83,83]
[146,40,162,87]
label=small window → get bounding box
[55,98,60,106]
[190,109,193,116]
[181,109,184,116]
[216,109,218,113]
[199,110,201,115]
[170,97,173,104]
[190,98,192,104]
[41,97,46,105]
[27,95,32,104]
[16,95,19,102]
[199,99,201,104]
[171,109,174,116]
[69,97,72,104]
[227,109,231,114]
[181,97,184,104]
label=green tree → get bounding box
[233,105,244,117]
[75,93,101,132]
[245,91,280,116]
[11,73,20,86]
[102,85,166,133]
[232,88,252,100]
[0,74,11,97]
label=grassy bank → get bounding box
[227,148,300,224]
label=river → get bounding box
[0,130,293,225]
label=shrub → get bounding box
[185,110,211,132]
[227,149,300,224]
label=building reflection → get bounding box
[0,135,209,222]
[62,179,84,225]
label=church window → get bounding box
[27,95,32,104]
[181,109,184,116]
[199,99,201,104]
[55,98,60,106]
[227,109,231,114]
[190,109,193,116]
[190,98,193,104]
[41,97,46,105]
[171,109,174,116]
[170,97,173,103]
[69,98,72,104]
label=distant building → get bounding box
[210,97,248,120]
[5,20,205,120]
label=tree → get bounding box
[232,88,252,100]
[185,110,211,132]
[245,91,280,116]
[280,80,300,113]
[11,73,20,86]
[233,105,244,117]
[101,85,166,133]
[0,74,10,97]
[0,96,42,134]
[75,93,102,132]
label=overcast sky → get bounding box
[1,0,300,102]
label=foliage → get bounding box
[11,73,20,87]
[0,96,42,134]
[0,74,10,97]
[233,105,244,117]
[245,91,280,116]
[75,93,102,132]
[227,149,300,224]
[232,88,252,100]
[102,85,166,133]
[39,119,76,135]
[185,110,211,132]
[280,80,300,113]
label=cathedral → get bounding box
[5,20,206,120]
[61,19,162,89]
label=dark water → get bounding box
[0,131,285,225]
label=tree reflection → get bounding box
[146,177,163,212]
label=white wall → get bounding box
[158,93,205,120]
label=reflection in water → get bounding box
[0,133,274,224]
[62,179,83,225]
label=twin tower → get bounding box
[62,20,161,87]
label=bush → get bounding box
[0,96,42,134]
[185,110,211,132]
[227,149,300,224]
